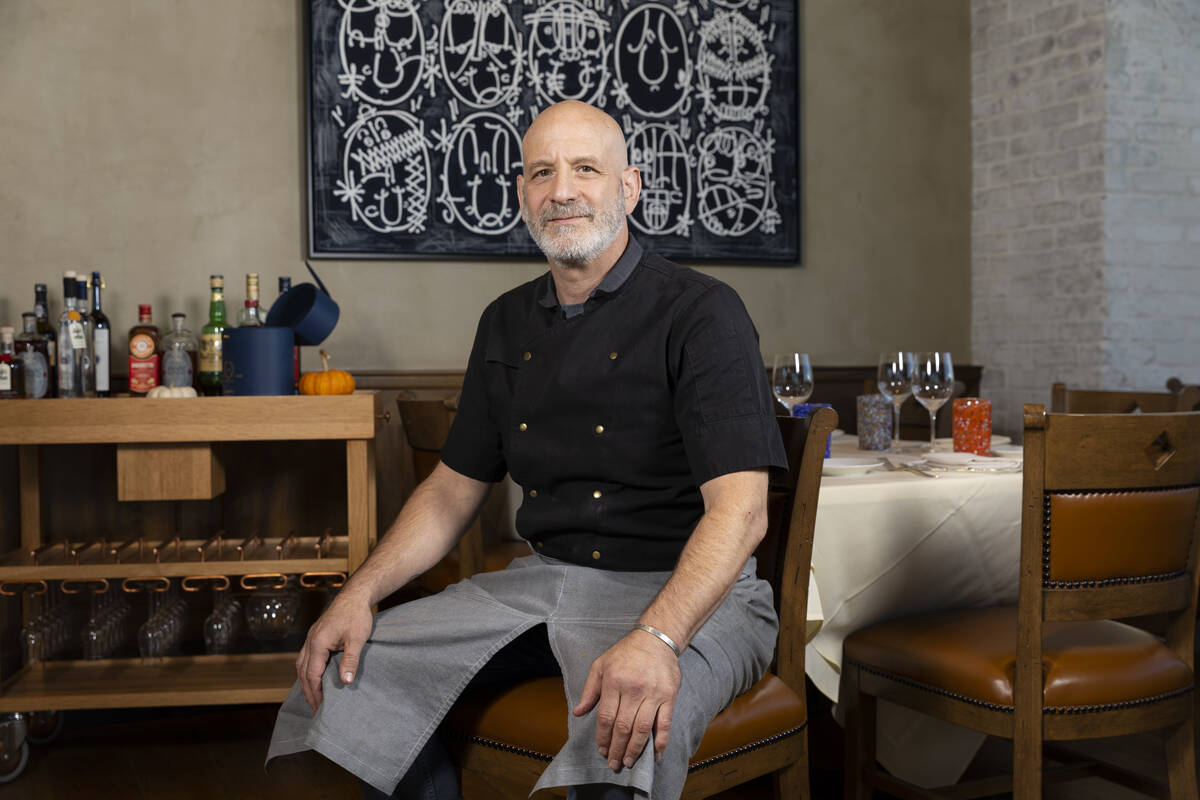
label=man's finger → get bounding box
[622,698,658,768]
[573,666,603,717]
[339,631,368,684]
[653,699,675,761]
[303,647,328,710]
[592,682,621,760]
[606,694,643,771]
[296,647,315,712]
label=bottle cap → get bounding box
[210,275,224,287]
[64,270,77,279]
[278,276,291,292]
[138,304,152,320]
[172,312,185,320]
[35,283,47,294]
[21,312,35,321]
[62,276,76,296]
[0,327,13,342]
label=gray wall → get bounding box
[0,1,971,374]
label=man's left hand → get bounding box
[573,630,682,770]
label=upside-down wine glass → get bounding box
[912,352,955,451]
[876,352,915,452]
[771,353,814,415]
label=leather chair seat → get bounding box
[445,673,806,767]
[844,606,1193,711]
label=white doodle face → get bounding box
[338,110,431,234]
[695,8,772,123]
[525,0,612,106]
[627,122,691,237]
[439,0,523,109]
[695,126,773,237]
[338,0,425,107]
[438,112,525,235]
[612,4,692,118]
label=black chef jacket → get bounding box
[441,238,787,571]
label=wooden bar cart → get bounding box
[0,392,382,780]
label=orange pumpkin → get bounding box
[299,350,355,395]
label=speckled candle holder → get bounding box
[856,394,892,451]
[953,398,992,456]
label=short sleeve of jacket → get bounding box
[672,284,787,486]
[441,303,507,483]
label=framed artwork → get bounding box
[307,0,801,264]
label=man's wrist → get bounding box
[633,624,681,657]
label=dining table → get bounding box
[805,432,1025,788]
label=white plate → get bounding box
[932,434,1012,451]
[822,457,885,477]
[922,452,1021,471]
[830,428,847,439]
[991,443,1024,457]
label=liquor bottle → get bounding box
[128,305,161,397]
[161,313,199,388]
[57,272,89,398]
[0,327,25,399]
[89,271,111,397]
[199,275,226,396]
[33,284,57,396]
[76,277,95,396]
[14,314,50,398]
[277,276,300,391]
[237,273,263,327]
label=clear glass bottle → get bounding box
[128,304,162,396]
[161,313,199,389]
[14,314,50,399]
[90,271,111,397]
[237,273,263,327]
[56,272,90,398]
[199,275,226,396]
[33,283,57,396]
[0,327,25,399]
[75,277,95,396]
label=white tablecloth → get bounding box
[806,439,1023,787]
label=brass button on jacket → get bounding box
[518,422,528,432]
[591,550,601,560]
[529,489,538,498]
[594,424,605,435]
[523,351,532,361]
[592,490,602,499]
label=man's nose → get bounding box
[547,170,577,204]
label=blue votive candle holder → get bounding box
[791,402,833,457]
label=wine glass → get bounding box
[876,352,915,451]
[771,353,814,415]
[912,352,955,450]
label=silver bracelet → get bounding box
[633,624,681,657]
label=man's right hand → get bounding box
[295,589,374,712]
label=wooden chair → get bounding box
[395,392,527,594]
[442,407,838,800]
[1051,378,1200,413]
[842,404,1200,799]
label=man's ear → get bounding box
[621,166,641,215]
[516,173,527,222]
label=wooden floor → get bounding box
[0,703,1174,799]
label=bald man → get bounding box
[268,101,786,800]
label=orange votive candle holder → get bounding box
[952,398,992,456]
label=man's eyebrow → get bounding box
[525,155,604,171]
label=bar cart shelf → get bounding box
[0,392,381,713]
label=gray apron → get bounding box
[267,554,777,799]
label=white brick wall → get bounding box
[971,0,1200,435]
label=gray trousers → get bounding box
[267,555,777,800]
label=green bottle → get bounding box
[199,275,226,395]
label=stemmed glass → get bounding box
[876,352,915,451]
[771,353,814,415]
[912,352,955,451]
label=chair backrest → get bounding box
[396,391,459,482]
[758,407,837,689]
[1050,380,1200,414]
[1019,405,1200,636]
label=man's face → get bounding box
[517,106,639,268]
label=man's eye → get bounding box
[535,169,552,178]
[578,165,595,173]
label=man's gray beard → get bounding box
[525,193,626,268]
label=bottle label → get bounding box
[0,362,9,392]
[69,321,86,349]
[163,349,193,387]
[129,355,160,393]
[200,333,222,372]
[94,329,110,393]
[21,352,48,398]
[47,339,56,367]
[129,333,155,360]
